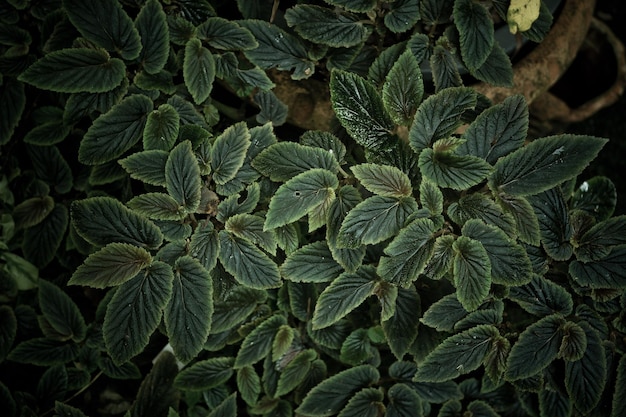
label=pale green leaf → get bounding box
[165,256,213,363]
[127,193,185,221]
[211,122,251,185]
[103,262,173,364]
[505,314,565,380]
[135,0,169,74]
[174,357,234,391]
[508,274,573,316]
[331,70,395,150]
[71,196,163,249]
[382,50,423,126]
[19,48,125,93]
[119,150,168,186]
[69,243,152,288]
[337,195,418,248]
[78,94,153,165]
[312,265,378,329]
[253,142,339,182]
[264,169,338,230]
[166,140,201,213]
[38,280,86,343]
[351,163,412,197]
[285,5,371,48]
[63,0,141,60]
[414,325,499,382]
[184,38,215,104]
[453,236,491,311]
[382,285,421,360]
[143,104,180,151]
[219,231,281,289]
[453,0,494,70]
[235,314,286,368]
[280,240,343,283]
[22,204,68,268]
[197,17,257,50]
[489,135,608,196]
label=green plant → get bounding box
[1,1,625,417]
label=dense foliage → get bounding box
[1,1,625,417]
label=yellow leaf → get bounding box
[507,0,541,34]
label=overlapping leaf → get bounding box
[0,79,25,145]
[326,185,365,272]
[253,142,339,182]
[166,141,201,213]
[281,241,343,283]
[143,103,180,151]
[184,38,215,104]
[530,188,573,260]
[22,204,68,268]
[197,17,257,50]
[351,163,412,197]
[569,245,626,289]
[235,314,286,368]
[119,150,168,186]
[38,280,86,343]
[453,0,494,71]
[508,274,573,316]
[384,0,421,33]
[382,286,421,360]
[452,236,491,311]
[135,0,169,74]
[382,50,423,126]
[174,357,234,391]
[127,193,185,221]
[211,122,251,185]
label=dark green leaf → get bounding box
[489,135,608,196]
[13,195,54,229]
[453,0,493,70]
[72,196,163,249]
[175,357,234,391]
[78,94,153,165]
[165,256,213,363]
[368,42,406,87]
[23,117,71,146]
[576,215,626,261]
[135,0,169,74]
[253,141,339,182]
[240,20,315,80]
[409,87,476,152]
[571,176,617,222]
[225,213,276,255]
[337,387,384,417]
[275,349,316,396]
[497,193,540,245]
[184,38,215,104]
[508,274,573,316]
[0,306,17,363]
[211,287,267,334]
[375,280,397,322]
[529,188,573,260]
[88,160,128,186]
[420,293,468,332]
[300,130,347,165]
[208,393,237,417]
[569,245,626,289]
[386,383,423,417]
[452,236,491,311]
[119,150,168,186]
[612,354,626,417]
[37,364,68,407]
[340,328,374,365]
[63,0,140,59]
[131,352,179,417]
[143,104,180,151]
[414,325,499,382]
[323,0,376,12]
[156,220,192,242]
[211,122,251,185]
[217,182,261,222]
[337,195,417,248]
[235,314,286,368]
[352,163,412,198]
[197,17,257,50]
[264,169,338,230]
[127,193,185,221]
[189,220,219,273]
[0,79,25,145]
[38,280,86,343]
[281,240,343,283]
[296,365,380,417]
[331,70,395,150]
[19,48,125,93]
[237,365,261,405]
[8,338,79,365]
[166,140,201,213]
[538,388,572,417]
[254,90,288,126]
[384,0,420,33]
[312,265,378,329]
[63,77,129,124]
[54,403,88,417]
[134,70,176,94]
[22,204,68,268]
[382,285,421,360]
[505,314,565,380]
[558,321,587,362]
[377,218,437,287]
[470,41,514,87]
[285,5,371,48]
[447,193,516,237]
[327,185,365,272]
[382,50,423,126]
[103,262,173,364]
[219,231,281,289]
[98,355,141,380]
[429,43,463,92]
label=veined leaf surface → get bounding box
[382,50,423,126]
[166,141,201,213]
[351,163,412,197]
[184,38,215,104]
[135,0,169,74]
[453,236,491,311]
[454,0,494,70]
[252,142,339,182]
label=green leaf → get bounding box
[38,280,86,343]
[89,160,127,186]
[612,354,626,417]
[240,20,315,80]
[281,240,343,283]
[23,117,71,146]
[235,314,286,368]
[386,383,423,417]
[237,365,261,405]
[275,349,316,396]
[225,213,276,255]
[489,135,608,196]
[497,193,540,245]
[131,352,179,417]
[453,0,494,70]
[351,163,412,198]
[461,219,532,285]
[340,328,374,365]
[508,274,573,316]
[211,287,267,334]
[565,322,606,414]
[384,0,421,33]
[558,321,587,362]
[165,256,213,363]
[63,0,140,60]
[300,130,347,165]
[264,169,338,230]
[254,90,288,126]
[166,140,201,214]
[22,204,68,268]
[197,17,257,50]
[368,42,406,87]
[312,265,378,330]
[103,262,173,364]
[452,236,491,311]
[420,293,468,332]
[174,357,234,391]
[127,193,185,221]
[19,48,125,93]
[505,313,565,380]
[327,185,365,272]
[12,196,54,229]
[135,0,169,74]
[119,150,168,186]
[382,285,421,360]
[63,77,129,124]
[285,5,371,48]
[429,43,463,92]
[7,338,79,366]
[211,122,251,185]
[323,0,376,12]
[331,70,395,150]
[377,218,437,287]
[68,239,150,287]
[1,252,38,291]
[143,104,180,151]
[189,220,219,273]
[470,39,514,87]
[253,141,339,182]
[447,193,516,237]
[571,176,617,222]
[575,215,626,261]
[409,87,477,152]
[529,188,573,260]
[414,325,500,382]
[460,95,528,164]
[538,388,572,417]
[337,387,384,417]
[218,231,281,289]
[78,94,153,165]
[184,38,215,104]
[569,245,626,289]
[382,50,423,126]
[54,403,88,417]
[208,393,237,417]
[0,306,17,363]
[296,365,380,417]
[0,79,25,145]
[71,196,163,249]
[337,195,418,248]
